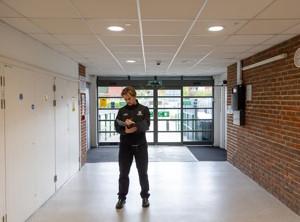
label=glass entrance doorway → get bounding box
[97,80,213,145]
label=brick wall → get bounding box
[79,64,87,167]
[227,35,300,215]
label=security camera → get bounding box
[156,61,161,66]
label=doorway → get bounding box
[97,78,213,146]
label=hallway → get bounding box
[27,162,299,222]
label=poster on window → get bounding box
[99,98,107,108]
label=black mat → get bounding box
[87,146,227,162]
[187,146,227,161]
[87,147,118,163]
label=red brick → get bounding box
[227,35,300,215]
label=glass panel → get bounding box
[157,109,181,120]
[146,132,154,143]
[98,86,124,97]
[158,132,181,142]
[158,98,181,108]
[136,89,153,97]
[98,98,126,108]
[183,98,212,108]
[136,97,153,108]
[98,120,115,131]
[183,109,212,120]
[157,120,181,131]
[98,120,154,131]
[149,120,154,131]
[183,120,212,131]
[183,86,212,97]
[99,132,120,143]
[98,110,118,120]
[183,132,212,142]
[158,89,181,96]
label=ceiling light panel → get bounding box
[107,26,124,32]
[208,26,224,32]
[198,0,274,19]
[2,0,80,18]
[87,19,140,35]
[72,0,138,19]
[191,20,247,35]
[140,0,205,19]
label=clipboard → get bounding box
[116,119,126,127]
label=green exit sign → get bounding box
[158,111,169,117]
[147,80,162,87]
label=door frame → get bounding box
[97,76,214,146]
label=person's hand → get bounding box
[125,119,135,126]
[125,126,137,134]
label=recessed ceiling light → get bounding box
[126,60,136,63]
[107,26,124,32]
[208,26,224,32]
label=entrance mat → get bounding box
[87,146,197,163]
[187,146,227,161]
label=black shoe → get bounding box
[116,199,126,209]
[142,198,150,208]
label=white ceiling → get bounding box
[0,0,299,77]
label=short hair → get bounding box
[121,86,136,97]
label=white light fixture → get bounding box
[126,60,136,63]
[208,26,224,32]
[107,26,124,32]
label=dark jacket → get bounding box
[115,100,150,145]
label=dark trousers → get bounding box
[118,143,150,200]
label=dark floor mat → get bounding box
[87,147,118,163]
[187,146,227,161]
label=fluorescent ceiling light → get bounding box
[107,26,124,32]
[208,26,224,32]
[126,60,136,63]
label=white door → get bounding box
[55,78,70,189]
[4,64,36,222]
[33,73,56,207]
[68,81,79,175]
[0,63,5,222]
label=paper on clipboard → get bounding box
[116,119,126,127]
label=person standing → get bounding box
[114,86,150,209]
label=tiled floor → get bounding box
[27,160,300,221]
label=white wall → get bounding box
[0,21,77,79]
[214,73,227,149]
[89,75,98,147]
[0,62,5,222]
[0,20,80,221]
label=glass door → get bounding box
[97,83,213,145]
[156,88,182,144]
